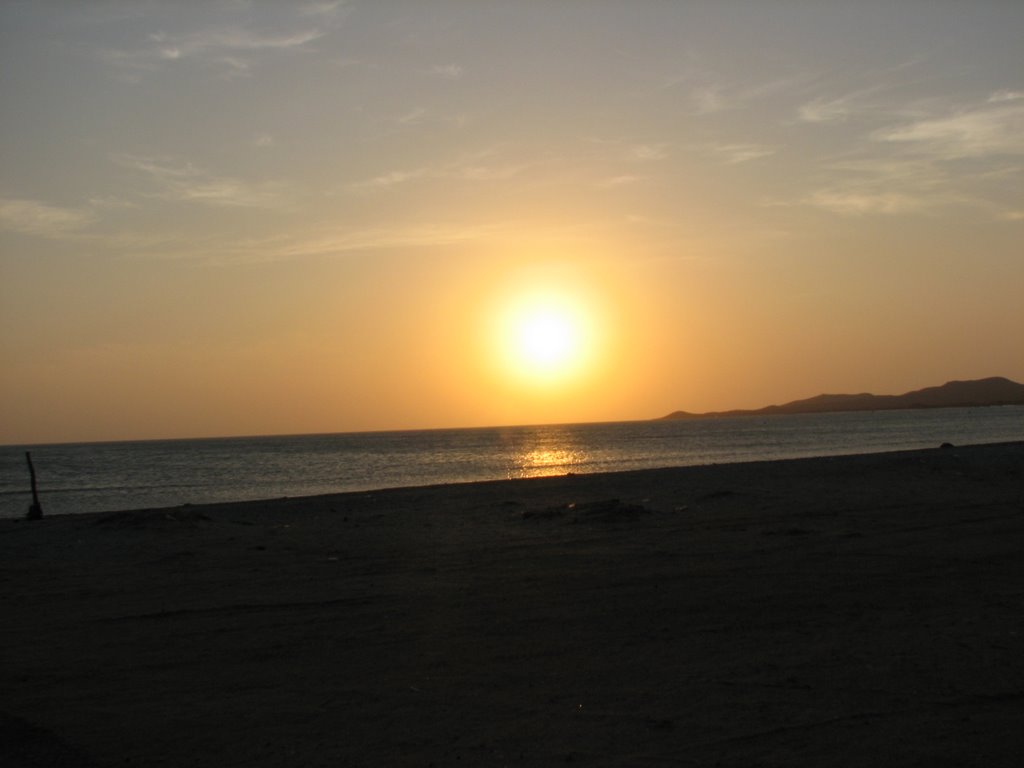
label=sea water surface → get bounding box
[2,406,1022,519]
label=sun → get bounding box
[496,293,593,385]
[516,306,578,371]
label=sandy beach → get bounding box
[2,442,1023,767]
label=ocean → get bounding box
[2,405,1022,519]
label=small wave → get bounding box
[13,482,211,496]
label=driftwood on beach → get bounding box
[2,442,1023,767]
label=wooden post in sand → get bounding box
[25,451,43,520]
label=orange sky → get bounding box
[2,3,1023,444]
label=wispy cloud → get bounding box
[688,75,806,115]
[705,142,774,164]
[691,84,726,115]
[597,175,646,189]
[0,195,237,255]
[803,189,930,216]
[99,5,346,79]
[301,1,348,17]
[346,149,523,192]
[397,107,427,125]
[0,197,96,238]
[430,63,463,80]
[87,195,136,211]
[798,92,877,124]
[798,99,848,124]
[797,155,959,216]
[114,155,284,207]
[202,221,518,265]
[20,215,575,265]
[452,163,521,181]
[874,103,1024,159]
[629,143,669,161]
[797,149,1017,218]
[584,137,670,164]
[105,28,325,78]
[796,81,905,124]
[789,88,1024,216]
[349,168,428,191]
[988,89,1024,104]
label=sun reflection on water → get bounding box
[507,446,589,478]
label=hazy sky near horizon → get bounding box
[2,1,1023,444]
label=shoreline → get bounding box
[4,401,1023,519]
[9,438,1024,523]
[3,442,1023,766]
[96,437,1024,515]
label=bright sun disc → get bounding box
[518,308,575,369]
[498,294,592,385]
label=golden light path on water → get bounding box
[511,447,589,478]
[501,421,594,479]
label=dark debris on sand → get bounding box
[521,498,656,522]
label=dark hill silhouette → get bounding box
[659,377,1024,420]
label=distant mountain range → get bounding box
[658,377,1024,420]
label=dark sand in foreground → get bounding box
[2,443,1023,767]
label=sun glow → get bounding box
[496,292,594,386]
[516,306,578,369]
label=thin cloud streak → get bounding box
[783,89,1024,216]
[346,150,524,192]
[706,143,774,164]
[103,28,326,77]
[430,63,464,80]
[97,4,348,78]
[794,71,922,125]
[348,168,428,191]
[629,143,669,161]
[803,189,930,216]
[795,155,967,216]
[597,175,646,189]
[988,90,1024,103]
[301,1,348,17]
[114,155,286,208]
[876,103,1024,159]
[798,87,886,124]
[688,74,808,115]
[195,220,534,265]
[0,198,96,238]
